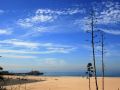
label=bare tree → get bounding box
[90,9,98,90]
[100,31,105,90]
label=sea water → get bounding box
[43,71,120,77]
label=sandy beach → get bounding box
[3,76,120,90]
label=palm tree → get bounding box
[86,63,94,90]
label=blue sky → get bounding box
[0,0,120,73]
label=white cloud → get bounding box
[74,17,90,32]
[17,15,54,28]
[65,8,85,15]
[36,8,84,15]
[0,38,77,53]
[17,8,85,28]
[0,48,74,55]
[0,49,40,54]
[0,29,12,35]
[17,19,33,28]
[47,47,76,53]
[17,9,56,28]
[33,26,51,32]
[74,1,120,35]
[16,8,86,38]
[96,1,120,24]
[2,54,37,59]
[0,39,74,50]
[20,25,60,38]
[40,58,66,66]
[0,49,58,55]
[32,14,54,22]
[0,39,76,54]
[0,10,4,14]
[101,29,120,35]
[0,39,39,49]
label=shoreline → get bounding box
[2,75,120,90]
[4,75,120,78]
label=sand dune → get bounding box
[4,76,120,90]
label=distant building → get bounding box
[27,70,44,76]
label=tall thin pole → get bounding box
[91,9,98,90]
[88,70,91,90]
[101,31,104,90]
[89,74,91,90]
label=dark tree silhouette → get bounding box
[96,30,106,90]
[86,63,94,90]
[0,66,6,90]
[86,8,99,90]
[100,31,105,90]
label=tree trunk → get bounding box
[101,32,104,90]
[89,76,91,90]
[91,10,98,90]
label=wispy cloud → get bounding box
[0,28,12,35]
[97,1,120,24]
[101,29,120,35]
[17,13,54,28]
[74,17,90,32]
[17,9,56,28]
[46,47,76,53]
[2,54,37,59]
[0,47,76,55]
[0,39,76,51]
[0,39,39,49]
[36,8,85,15]
[20,25,58,38]
[39,58,66,66]
[0,39,77,54]
[17,8,85,28]
[74,1,120,35]
[0,10,4,14]
[0,49,41,54]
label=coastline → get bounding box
[3,75,120,90]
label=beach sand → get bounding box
[4,76,120,90]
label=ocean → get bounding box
[43,71,120,77]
